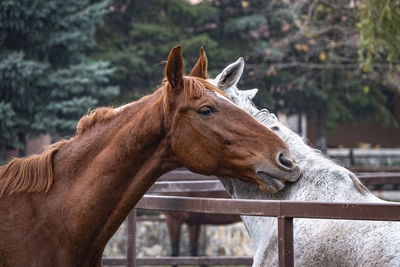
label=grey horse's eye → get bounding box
[271,125,280,131]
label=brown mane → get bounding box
[0,140,67,197]
[76,107,117,136]
[0,107,117,197]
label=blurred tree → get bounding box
[94,0,285,104]
[93,0,398,151]
[226,0,397,151]
[94,0,236,103]
[0,0,118,159]
[358,0,400,68]
[207,0,277,103]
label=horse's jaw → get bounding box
[257,172,286,192]
[256,164,302,193]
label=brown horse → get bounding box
[165,49,295,266]
[0,46,300,267]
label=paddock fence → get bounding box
[102,168,400,267]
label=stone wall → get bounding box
[103,216,253,261]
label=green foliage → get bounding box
[0,101,17,147]
[225,14,267,33]
[358,0,400,67]
[0,52,48,141]
[31,60,117,135]
[233,1,398,135]
[93,0,245,100]
[0,0,118,155]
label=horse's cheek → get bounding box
[170,125,197,166]
[170,127,217,174]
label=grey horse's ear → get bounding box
[215,57,244,90]
[244,88,258,100]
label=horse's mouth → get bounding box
[256,165,301,193]
[257,171,286,193]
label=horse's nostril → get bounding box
[278,152,294,170]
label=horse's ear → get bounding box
[215,57,244,90]
[244,88,258,100]
[189,47,208,79]
[165,45,184,90]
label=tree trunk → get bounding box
[315,111,327,154]
[17,132,26,157]
[0,143,6,165]
[298,112,302,135]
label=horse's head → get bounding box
[163,46,301,193]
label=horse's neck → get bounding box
[52,90,179,258]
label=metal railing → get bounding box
[102,168,400,267]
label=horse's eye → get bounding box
[198,105,215,116]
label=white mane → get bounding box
[212,59,400,266]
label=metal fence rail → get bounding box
[102,169,400,267]
[104,256,253,266]
[156,169,400,185]
[136,195,400,221]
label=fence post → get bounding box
[349,148,355,166]
[278,216,294,267]
[127,209,137,267]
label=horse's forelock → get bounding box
[163,76,227,99]
[183,76,228,99]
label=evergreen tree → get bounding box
[94,0,238,103]
[0,0,118,159]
